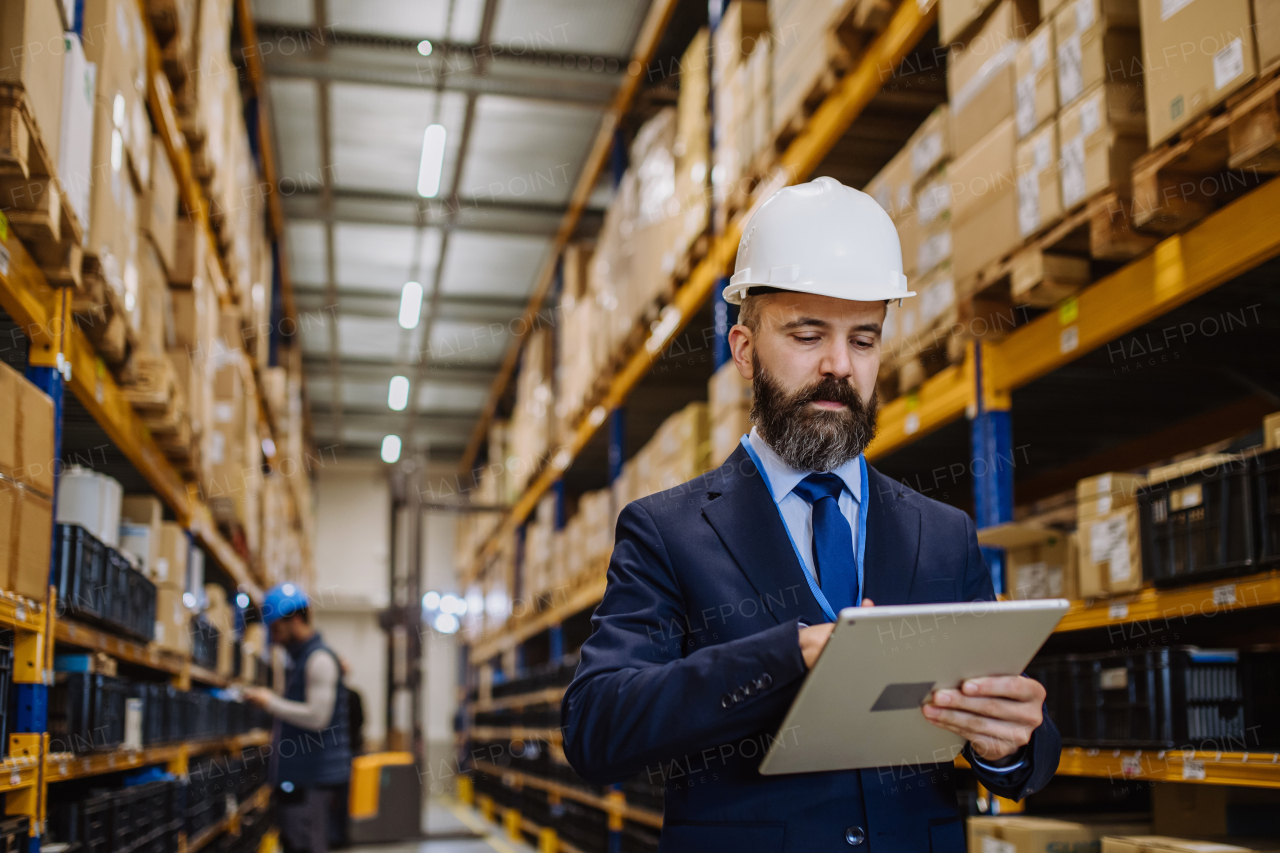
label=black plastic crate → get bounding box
[1255,448,1280,564]
[1048,647,1244,749]
[1240,645,1280,750]
[0,629,15,760]
[191,615,220,671]
[123,568,157,641]
[0,817,28,853]
[1138,456,1258,587]
[53,523,107,620]
[49,673,128,753]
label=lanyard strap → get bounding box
[739,436,868,623]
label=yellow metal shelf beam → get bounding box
[866,353,974,461]
[45,732,270,782]
[1056,569,1280,633]
[986,176,1280,394]
[472,761,663,828]
[1054,747,1280,789]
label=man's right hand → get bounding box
[798,599,874,669]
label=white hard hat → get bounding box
[723,176,914,305]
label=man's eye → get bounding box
[795,335,820,343]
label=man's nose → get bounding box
[819,342,853,377]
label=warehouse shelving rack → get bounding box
[453,0,1280,847]
[0,0,320,849]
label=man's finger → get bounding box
[962,675,1044,702]
[931,691,1042,727]
[922,706,1033,745]
[862,598,874,607]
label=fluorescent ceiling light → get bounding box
[388,375,410,411]
[417,124,446,198]
[417,39,433,56]
[399,281,423,329]
[381,435,402,464]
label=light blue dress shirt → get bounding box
[742,428,1026,775]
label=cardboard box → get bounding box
[1053,0,1142,109]
[153,522,187,589]
[914,262,957,328]
[60,32,94,232]
[968,815,1145,853]
[1264,411,1280,450]
[1,362,57,495]
[898,207,922,277]
[142,135,178,273]
[941,0,1035,45]
[948,0,1037,155]
[0,0,66,168]
[952,117,1019,222]
[1017,120,1063,236]
[1138,0,1256,146]
[1257,0,1280,72]
[951,118,1022,282]
[1077,471,1146,521]
[1104,837,1280,853]
[1078,505,1142,596]
[909,105,952,183]
[713,0,768,85]
[1058,82,1147,210]
[154,587,191,654]
[865,147,915,223]
[1153,783,1280,838]
[978,522,1075,599]
[709,360,753,417]
[1016,22,1057,137]
[11,488,52,601]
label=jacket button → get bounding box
[845,826,865,845]
[743,681,756,697]
[731,688,744,703]
[720,693,733,709]
[761,673,773,689]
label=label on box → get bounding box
[1075,0,1096,31]
[912,132,943,178]
[1213,39,1245,91]
[917,181,951,224]
[982,838,1016,853]
[1016,74,1037,137]
[1182,759,1206,780]
[1171,483,1203,510]
[917,230,952,274]
[124,698,142,750]
[1081,96,1101,137]
[1058,35,1084,104]
[920,277,955,326]
[1161,0,1196,20]
[1096,494,1112,515]
[1031,28,1051,71]
[1033,135,1051,171]
[1109,540,1132,583]
[1090,515,1127,562]
[1061,134,1087,208]
[1018,170,1041,236]
[1100,667,1128,689]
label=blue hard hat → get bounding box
[262,583,310,627]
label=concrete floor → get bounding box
[346,799,538,853]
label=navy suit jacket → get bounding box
[562,445,1060,852]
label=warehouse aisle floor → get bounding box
[344,798,538,853]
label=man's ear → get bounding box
[728,324,754,380]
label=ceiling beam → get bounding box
[302,354,496,384]
[280,188,604,237]
[256,24,626,105]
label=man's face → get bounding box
[728,292,885,470]
[270,617,294,646]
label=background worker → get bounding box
[246,583,352,853]
[562,177,1059,852]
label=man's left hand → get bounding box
[244,687,274,710]
[921,676,1045,762]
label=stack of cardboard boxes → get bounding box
[203,583,236,677]
[968,815,1151,853]
[713,1,768,228]
[1076,470,1145,598]
[0,364,56,603]
[508,329,555,495]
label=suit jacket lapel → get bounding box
[861,465,922,606]
[701,446,830,626]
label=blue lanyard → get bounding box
[739,436,869,623]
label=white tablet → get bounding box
[758,599,1069,775]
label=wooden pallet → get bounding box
[1132,68,1280,233]
[0,84,86,290]
[72,256,135,367]
[964,191,1155,310]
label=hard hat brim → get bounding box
[722,278,916,305]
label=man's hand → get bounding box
[244,687,274,710]
[798,599,874,669]
[922,676,1045,762]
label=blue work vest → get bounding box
[271,632,351,788]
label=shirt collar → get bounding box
[747,426,863,506]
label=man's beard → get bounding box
[751,354,878,472]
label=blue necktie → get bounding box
[792,473,858,612]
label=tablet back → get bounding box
[758,599,1068,775]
